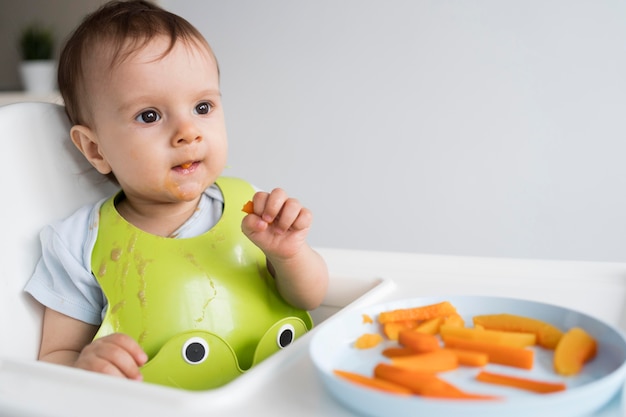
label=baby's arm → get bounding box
[241,188,329,310]
[39,307,147,380]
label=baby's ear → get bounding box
[70,125,113,175]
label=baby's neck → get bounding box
[115,194,201,237]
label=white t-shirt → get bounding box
[24,185,225,325]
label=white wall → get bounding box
[161,0,626,262]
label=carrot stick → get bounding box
[554,327,597,376]
[381,347,418,358]
[443,348,489,367]
[398,330,441,352]
[390,349,458,372]
[472,313,563,349]
[374,363,449,393]
[333,369,413,395]
[374,363,498,400]
[442,335,534,369]
[439,324,537,348]
[241,200,254,214]
[475,370,566,394]
[378,301,457,324]
[354,333,384,349]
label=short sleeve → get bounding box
[24,203,106,325]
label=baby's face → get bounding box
[80,36,227,205]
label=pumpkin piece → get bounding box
[553,327,597,376]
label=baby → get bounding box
[25,0,328,388]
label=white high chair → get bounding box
[0,101,117,360]
[0,101,394,417]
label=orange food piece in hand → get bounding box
[242,200,254,214]
[354,333,384,349]
[554,327,597,376]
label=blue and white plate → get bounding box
[309,295,626,417]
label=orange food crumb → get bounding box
[242,200,254,214]
[355,333,384,349]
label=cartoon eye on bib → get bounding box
[182,337,209,365]
[277,323,295,348]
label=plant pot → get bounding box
[19,60,57,93]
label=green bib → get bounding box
[92,177,312,390]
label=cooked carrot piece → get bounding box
[476,370,566,394]
[362,314,374,324]
[374,363,497,400]
[241,200,255,214]
[333,369,413,395]
[398,330,441,353]
[381,346,418,358]
[442,335,534,369]
[439,324,536,348]
[421,379,500,400]
[473,314,563,349]
[414,316,444,335]
[554,327,597,376]
[443,348,489,367]
[443,313,465,328]
[391,349,458,372]
[354,333,384,349]
[374,363,441,393]
[383,320,419,340]
[378,301,457,324]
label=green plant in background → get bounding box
[19,24,54,61]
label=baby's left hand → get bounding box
[241,188,312,259]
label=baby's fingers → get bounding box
[76,333,147,380]
[274,200,312,233]
[253,188,287,224]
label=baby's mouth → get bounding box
[175,161,199,172]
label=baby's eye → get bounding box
[194,102,212,115]
[135,110,160,124]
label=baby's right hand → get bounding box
[74,333,148,381]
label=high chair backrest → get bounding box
[0,102,117,360]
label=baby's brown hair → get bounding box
[58,0,216,126]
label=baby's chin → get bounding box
[173,189,206,203]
